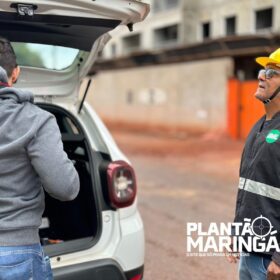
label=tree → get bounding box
[12,43,45,68]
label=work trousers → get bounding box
[239,253,271,280]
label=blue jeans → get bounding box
[239,253,271,280]
[0,243,53,280]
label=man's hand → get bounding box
[267,261,280,280]
[224,237,240,264]
[225,251,240,264]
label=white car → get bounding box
[0,1,150,279]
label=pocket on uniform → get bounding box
[0,258,33,280]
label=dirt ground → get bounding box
[109,124,245,280]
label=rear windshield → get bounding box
[11,43,79,70]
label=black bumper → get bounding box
[53,259,144,280]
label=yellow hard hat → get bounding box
[256,48,280,67]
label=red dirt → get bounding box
[106,121,244,158]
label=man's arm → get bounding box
[27,114,80,201]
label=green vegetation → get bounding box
[12,43,45,68]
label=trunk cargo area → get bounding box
[38,104,101,256]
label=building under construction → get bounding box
[87,0,280,139]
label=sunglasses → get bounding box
[258,68,280,80]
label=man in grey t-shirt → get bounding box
[0,37,80,279]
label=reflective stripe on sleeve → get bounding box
[238,177,246,189]
[238,178,280,201]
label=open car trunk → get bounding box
[37,104,103,257]
[0,0,150,258]
[0,0,150,95]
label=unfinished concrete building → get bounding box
[87,0,280,137]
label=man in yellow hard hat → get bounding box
[255,49,280,106]
[227,48,280,280]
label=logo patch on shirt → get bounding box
[266,129,280,143]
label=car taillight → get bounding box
[130,275,142,280]
[107,160,137,208]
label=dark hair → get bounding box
[0,37,17,77]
